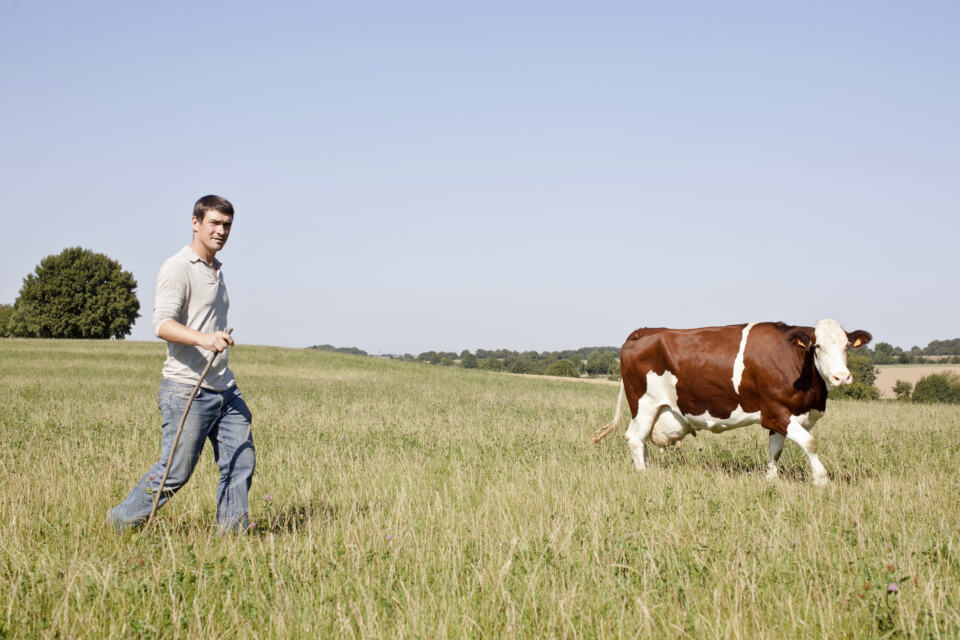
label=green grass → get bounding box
[1,339,959,638]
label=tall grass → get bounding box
[1,339,958,638]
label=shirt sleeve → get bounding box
[152,259,188,337]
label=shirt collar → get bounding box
[180,245,222,270]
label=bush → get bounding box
[911,373,960,404]
[892,379,912,401]
[8,247,140,339]
[544,359,580,378]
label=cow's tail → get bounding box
[592,380,626,444]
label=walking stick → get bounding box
[146,328,233,528]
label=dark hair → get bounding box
[193,195,234,222]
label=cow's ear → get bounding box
[847,330,872,349]
[787,328,813,349]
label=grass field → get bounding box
[1,339,959,639]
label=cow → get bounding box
[592,320,871,485]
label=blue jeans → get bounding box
[109,379,255,533]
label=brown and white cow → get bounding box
[592,320,871,484]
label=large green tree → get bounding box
[8,247,140,339]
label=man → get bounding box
[108,195,255,533]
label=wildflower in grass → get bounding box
[888,582,899,593]
[886,563,895,572]
[386,533,393,540]
[263,493,271,501]
[863,582,871,591]
[148,474,155,481]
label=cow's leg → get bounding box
[624,399,658,471]
[766,431,785,479]
[785,418,828,486]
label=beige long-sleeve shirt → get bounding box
[152,246,236,391]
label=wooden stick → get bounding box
[146,328,233,528]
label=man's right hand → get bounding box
[200,331,235,353]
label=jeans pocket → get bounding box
[169,385,197,401]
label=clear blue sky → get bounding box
[2,1,957,354]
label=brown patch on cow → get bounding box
[731,322,826,434]
[620,324,745,419]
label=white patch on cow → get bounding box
[814,319,852,388]
[643,369,679,406]
[731,322,756,394]
[683,406,762,433]
[786,418,829,485]
[626,370,679,467]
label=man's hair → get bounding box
[193,195,234,222]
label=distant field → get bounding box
[1,339,959,638]
[875,364,960,399]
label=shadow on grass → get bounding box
[250,499,346,535]
[647,444,843,485]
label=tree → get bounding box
[460,352,478,368]
[912,372,960,404]
[892,379,912,401]
[506,357,533,374]
[586,351,617,376]
[418,351,440,364]
[873,342,898,365]
[544,359,580,378]
[479,357,504,371]
[607,359,621,381]
[8,247,140,339]
[0,304,13,337]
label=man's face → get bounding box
[192,210,233,255]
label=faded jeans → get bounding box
[108,379,255,533]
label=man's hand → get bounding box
[156,320,235,352]
[200,330,234,353]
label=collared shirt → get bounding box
[152,245,235,391]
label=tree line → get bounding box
[856,340,960,364]
[308,344,622,379]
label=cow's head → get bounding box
[790,319,872,388]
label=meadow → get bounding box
[1,339,959,639]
